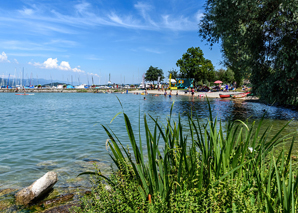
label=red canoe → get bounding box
[219,94,232,98]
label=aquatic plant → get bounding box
[76,100,298,212]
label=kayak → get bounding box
[231,92,250,99]
[15,94,29,95]
[219,94,232,98]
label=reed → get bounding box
[77,99,298,212]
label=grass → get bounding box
[75,99,298,212]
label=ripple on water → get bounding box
[0,93,298,193]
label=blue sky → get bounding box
[0,0,222,85]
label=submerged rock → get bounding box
[15,171,58,205]
[42,203,80,213]
[0,188,17,197]
[38,193,74,208]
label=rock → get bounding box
[42,203,80,213]
[0,188,17,197]
[38,193,74,208]
[15,171,58,205]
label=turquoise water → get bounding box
[1,93,298,191]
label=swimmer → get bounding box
[176,91,178,96]
[144,97,146,100]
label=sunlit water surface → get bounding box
[1,93,298,192]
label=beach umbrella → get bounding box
[214,80,223,84]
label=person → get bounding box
[176,91,178,96]
[164,90,167,96]
[191,87,194,96]
[144,97,146,100]
[169,90,172,98]
[145,88,148,95]
[225,84,229,91]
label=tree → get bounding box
[176,47,215,83]
[168,68,179,79]
[199,0,298,104]
[145,66,164,85]
[223,68,235,84]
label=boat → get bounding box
[219,94,232,98]
[15,94,29,95]
[231,92,250,99]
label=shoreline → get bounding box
[0,88,258,99]
[128,89,258,99]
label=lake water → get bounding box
[1,93,298,192]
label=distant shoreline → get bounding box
[0,88,258,100]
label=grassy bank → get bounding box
[75,101,298,212]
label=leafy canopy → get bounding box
[145,66,164,84]
[176,47,215,83]
[199,0,298,104]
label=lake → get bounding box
[1,93,298,192]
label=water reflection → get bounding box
[143,96,298,122]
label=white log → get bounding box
[15,171,58,205]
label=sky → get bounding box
[0,0,223,85]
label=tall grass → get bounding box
[77,100,298,212]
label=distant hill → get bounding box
[0,78,79,86]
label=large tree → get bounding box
[168,68,180,79]
[199,0,298,104]
[145,66,164,85]
[176,47,215,83]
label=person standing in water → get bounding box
[191,87,194,96]
[169,90,172,98]
[176,91,178,96]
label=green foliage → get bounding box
[215,68,235,84]
[145,66,164,84]
[176,47,215,83]
[78,101,298,212]
[168,68,179,79]
[199,0,298,104]
[197,80,203,86]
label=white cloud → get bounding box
[30,58,85,73]
[0,52,10,63]
[14,59,19,64]
[59,61,71,70]
[18,8,35,16]
[43,58,59,69]
[195,10,204,22]
[134,2,157,26]
[161,15,197,31]
[88,72,99,77]
[72,67,84,73]
[75,2,90,14]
